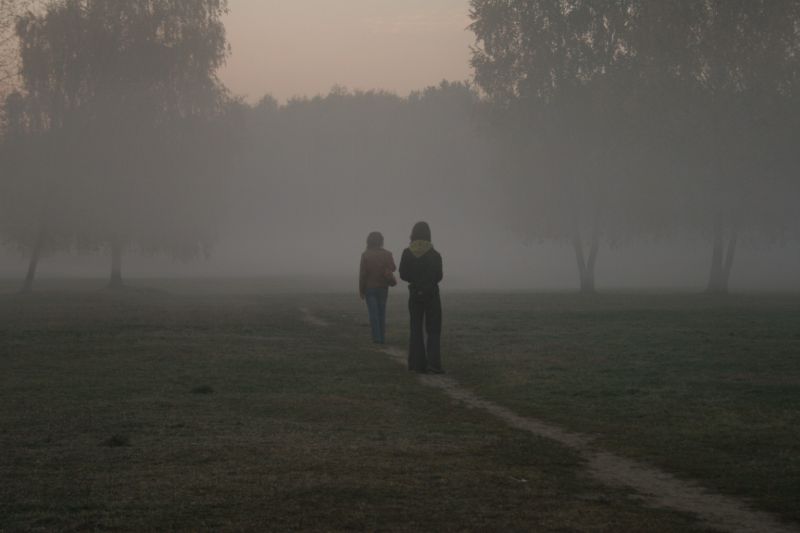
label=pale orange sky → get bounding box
[219,0,474,102]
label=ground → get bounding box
[1,281,798,531]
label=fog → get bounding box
[1,1,799,293]
[2,238,798,292]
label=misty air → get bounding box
[1,1,798,531]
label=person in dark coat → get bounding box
[359,231,397,344]
[398,221,444,374]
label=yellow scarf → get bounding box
[409,240,432,258]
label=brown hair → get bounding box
[366,231,384,249]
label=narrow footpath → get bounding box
[302,307,799,533]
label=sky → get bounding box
[219,0,474,102]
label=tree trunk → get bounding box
[722,229,738,289]
[108,239,124,289]
[573,233,587,289]
[706,219,738,294]
[584,229,599,293]
[573,229,599,293]
[21,228,46,293]
[706,220,725,293]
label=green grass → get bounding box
[376,292,799,524]
[0,286,706,531]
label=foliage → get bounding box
[230,82,493,267]
[469,0,800,291]
[1,0,234,285]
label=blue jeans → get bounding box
[365,287,389,343]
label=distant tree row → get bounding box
[470,0,800,292]
[230,82,489,255]
[1,0,798,293]
[0,1,492,293]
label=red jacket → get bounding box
[359,248,396,295]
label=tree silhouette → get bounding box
[470,0,800,293]
[470,0,650,292]
[681,0,800,293]
[9,0,231,289]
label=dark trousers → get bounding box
[365,287,389,343]
[408,290,442,372]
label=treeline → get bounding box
[470,0,800,292]
[1,0,799,293]
[0,0,489,290]
[228,83,491,269]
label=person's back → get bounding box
[360,247,396,292]
[399,240,442,299]
[398,221,444,374]
[359,231,396,344]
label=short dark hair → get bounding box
[366,231,384,249]
[410,221,431,242]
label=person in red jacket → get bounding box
[359,231,397,344]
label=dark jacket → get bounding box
[399,240,443,291]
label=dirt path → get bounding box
[302,308,798,533]
[299,307,330,328]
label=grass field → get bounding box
[403,293,800,524]
[1,281,798,531]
